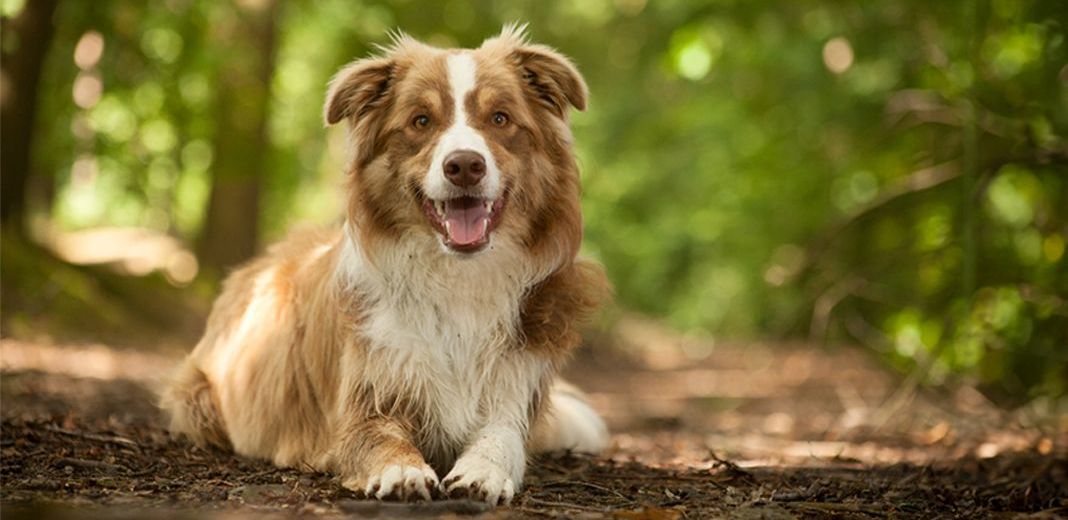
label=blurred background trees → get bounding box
[1,0,1065,403]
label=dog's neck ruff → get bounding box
[334,224,552,348]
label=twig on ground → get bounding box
[512,505,556,517]
[524,497,607,512]
[789,501,888,517]
[44,424,142,451]
[709,450,756,484]
[538,479,633,501]
[54,457,129,473]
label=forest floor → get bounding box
[1,315,1066,519]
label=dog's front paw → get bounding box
[441,456,516,505]
[342,464,438,501]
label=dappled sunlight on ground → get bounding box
[1,340,182,384]
[575,317,1063,472]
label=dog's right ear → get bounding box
[323,57,394,126]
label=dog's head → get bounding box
[325,26,586,266]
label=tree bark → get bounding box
[1,0,60,233]
[197,0,280,276]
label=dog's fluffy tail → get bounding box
[531,380,609,454]
[159,359,231,449]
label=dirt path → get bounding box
[1,322,1065,518]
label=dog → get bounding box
[161,25,609,505]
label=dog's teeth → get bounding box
[435,201,445,218]
[484,200,493,212]
[444,220,452,236]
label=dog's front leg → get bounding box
[441,358,547,505]
[332,417,438,501]
[442,420,526,505]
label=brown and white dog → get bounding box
[161,26,609,505]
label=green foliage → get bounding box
[20,0,1068,401]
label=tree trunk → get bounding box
[1,0,60,233]
[197,0,280,276]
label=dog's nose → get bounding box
[443,150,486,187]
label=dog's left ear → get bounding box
[323,57,394,126]
[513,45,588,116]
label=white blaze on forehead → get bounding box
[424,52,501,200]
[449,52,478,106]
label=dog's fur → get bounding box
[161,26,609,505]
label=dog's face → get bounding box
[325,27,586,263]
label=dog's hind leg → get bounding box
[159,359,231,449]
[530,380,609,454]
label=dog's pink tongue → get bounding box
[444,198,489,245]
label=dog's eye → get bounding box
[491,112,509,127]
[412,114,430,129]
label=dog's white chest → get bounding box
[336,233,544,463]
[358,295,515,459]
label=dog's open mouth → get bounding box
[422,196,505,253]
